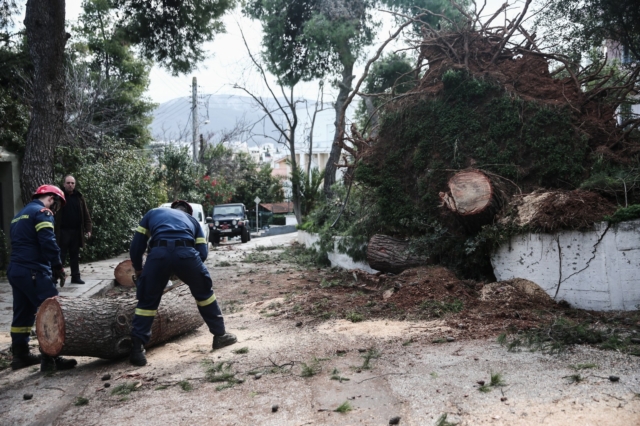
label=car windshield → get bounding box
[213,206,243,216]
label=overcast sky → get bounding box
[21,0,527,105]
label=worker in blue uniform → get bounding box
[128,200,237,366]
[8,185,77,372]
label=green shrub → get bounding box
[271,215,286,225]
[605,204,640,224]
[57,145,165,261]
[0,87,29,158]
[56,140,164,261]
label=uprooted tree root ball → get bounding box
[320,5,640,280]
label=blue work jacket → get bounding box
[9,200,62,273]
[130,208,208,271]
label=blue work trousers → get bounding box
[131,242,225,344]
[7,263,58,345]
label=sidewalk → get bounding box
[0,253,129,347]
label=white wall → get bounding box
[491,220,640,311]
[298,231,378,273]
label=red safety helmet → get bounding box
[171,200,193,216]
[32,185,66,207]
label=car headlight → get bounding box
[214,221,219,226]
[232,220,237,225]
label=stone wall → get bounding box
[491,220,640,311]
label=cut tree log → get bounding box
[114,259,136,287]
[439,169,503,231]
[367,234,427,274]
[439,169,494,215]
[36,284,204,359]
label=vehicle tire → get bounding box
[212,234,220,246]
[241,227,249,243]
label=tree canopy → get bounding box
[68,0,155,147]
[243,0,375,87]
[113,0,235,74]
[535,0,640,60]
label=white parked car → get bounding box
[159,202,210,243]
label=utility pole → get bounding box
[192,76,198,162]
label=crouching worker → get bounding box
[128,200,237,366]
[8,185,77,372]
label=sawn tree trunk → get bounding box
[439,169,502,232]
[114,259,136,287]
[367,234,427,274]
[36,284,204,359]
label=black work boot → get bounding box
[129,336,147,366]
[10,344,41,370]
[71,275,85,284]
[40,353,78,372]
[212,333,237,350]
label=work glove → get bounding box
[52,266,66,288]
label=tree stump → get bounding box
[439,169,502,231]
[367,234,427,274]
[114,259,136,287]
[36,284,204,359]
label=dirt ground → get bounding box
[1,239,639,426]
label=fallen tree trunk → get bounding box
[439,169,503,231]
[36,284,204,359]
[367,234,427,274]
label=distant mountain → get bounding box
[151,94,310,146]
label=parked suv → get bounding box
[209,203,251,245]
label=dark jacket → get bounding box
[10,200,62,272]
[130,208,208,271]
[54,190,93,248]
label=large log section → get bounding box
[367,234,427,274]
[36,284,204,359]
[439,169,503,231]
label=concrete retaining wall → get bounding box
[258,225,297,237]
[298,231,378,273]
[491,219,640,311]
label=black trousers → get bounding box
[8,263,58,345]
[131,242,225,344]
[59,228,82,277]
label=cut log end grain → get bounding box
[36,297,65,356]
[114,259,136,287]
[440,170,493,216]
